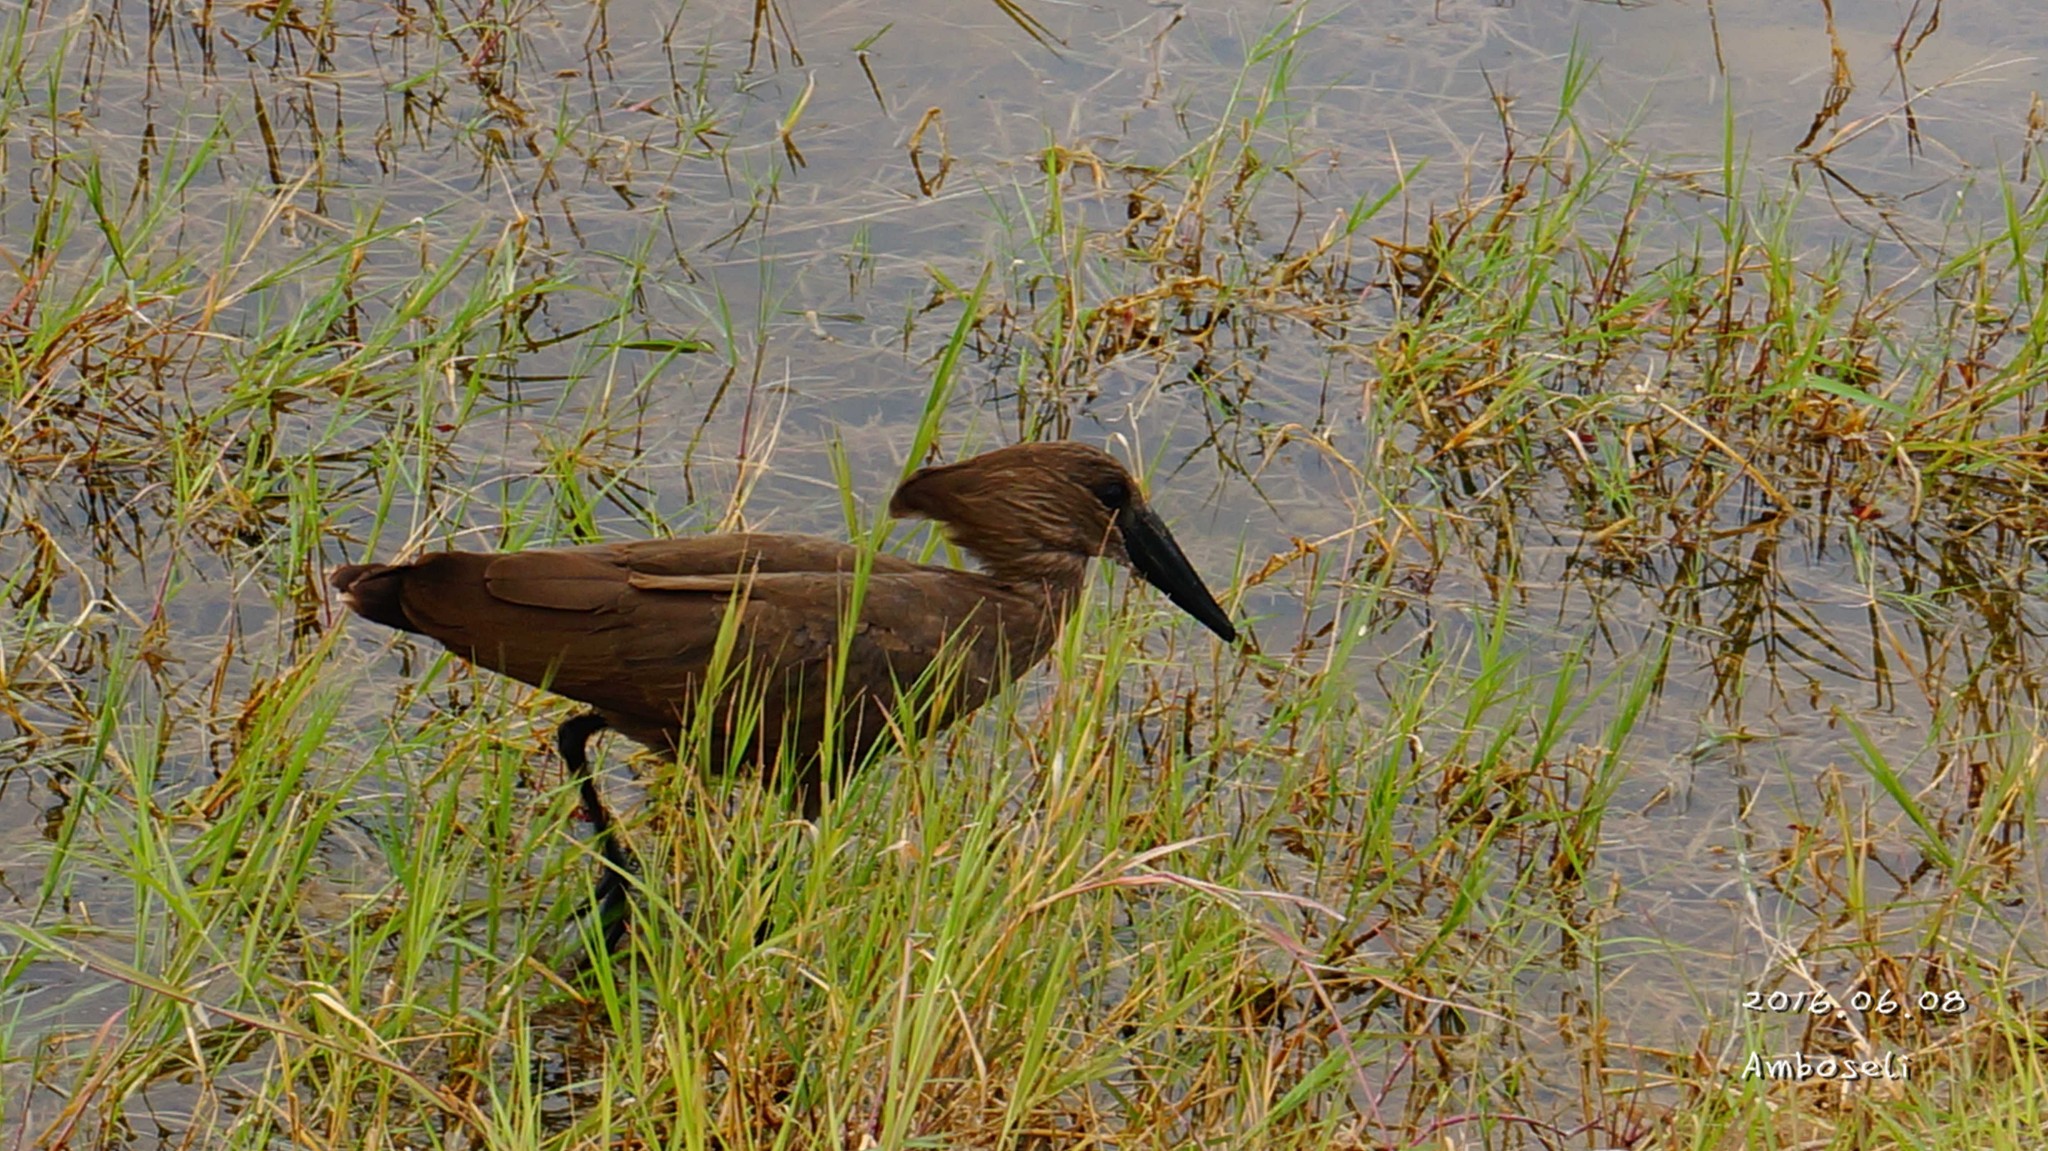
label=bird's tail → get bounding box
[330,563,419,633]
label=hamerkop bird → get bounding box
[332,442,1238,944]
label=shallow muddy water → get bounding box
[4,0,2046,1141]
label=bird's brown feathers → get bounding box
[332,442,1234,790]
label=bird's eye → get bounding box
[1090,478,1130,510]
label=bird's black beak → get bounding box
[1119,504,1238,643]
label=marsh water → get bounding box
[4,0,2047,1141]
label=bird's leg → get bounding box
[558,712,635,951]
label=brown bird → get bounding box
[331,441,1237,944]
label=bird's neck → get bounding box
[971,551,1087,677]
[973,549,1089,617]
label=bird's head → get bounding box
[889,442,1238,643]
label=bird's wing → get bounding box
[450,534,923,611]
[612,534,925,578]
[568,568,1025,733]
[386,539,1032,747]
